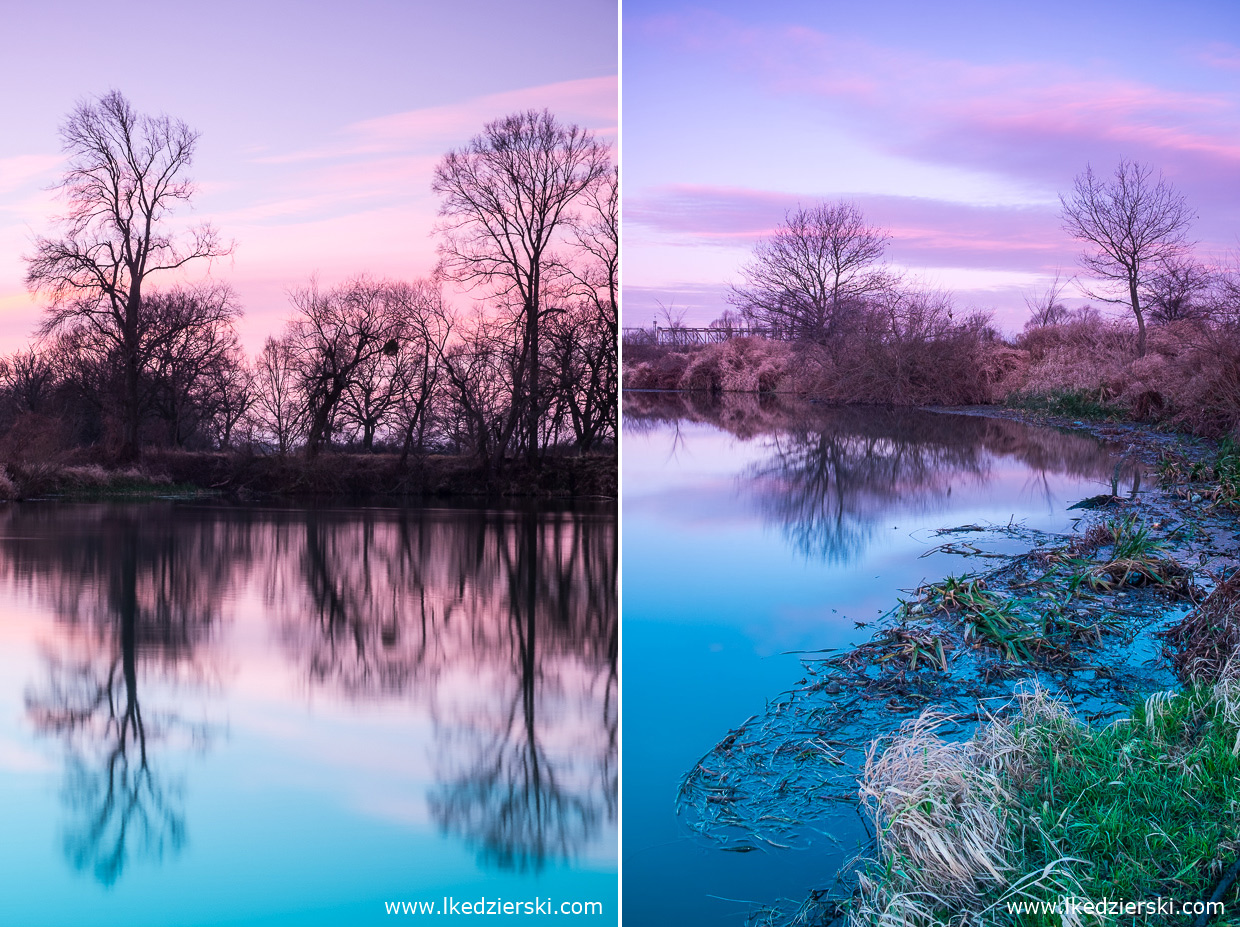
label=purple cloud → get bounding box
[628,185,1067,274]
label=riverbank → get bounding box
[0,450,617,502]
[624,318,1240,440]
[668,401,1240,925]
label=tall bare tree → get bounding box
[433,109,611,467]
[1060,159,1195,357]
[728,201,892,344]
[25,91,230,460]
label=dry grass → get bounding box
[852,694,1094,927]
[1161,570,1240,684]
[858,711,1013,905]
[975,686,1083,793]
[1009,319,1240,438]
[623,315,1240,439]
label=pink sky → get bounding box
[624,2,1240,331]
[0,0,617,354]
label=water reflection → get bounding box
[8,508,225,884]
[625,392,1140,563]
[427,514,618,872]
[0,503,615,886]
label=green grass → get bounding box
[1007,388,1122,421]
[1012,686,1240,918]
[924,575,1047,662]
[1106,514,1161,561]
[852,686,1240,926]
[1158,437,1240,511]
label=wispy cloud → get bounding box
[1199,41,1240,71]
[628,185,1067,274]
[0,154,61,196]
[645,14,1240,209]
[251,76,617,167]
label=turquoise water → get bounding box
[621,394,1139,924]
[0,503,616,926]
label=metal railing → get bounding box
[621,325,793,347]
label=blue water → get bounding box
[621,395,1139,924]
[0,503,616,926]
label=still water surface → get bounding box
[622,393,1140,924]
[0,502,616,926]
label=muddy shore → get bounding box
[675,406,1240,924]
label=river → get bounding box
[0,501,616,926]
[621,392,1144,924]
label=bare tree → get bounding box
[1022,269,1071,329]
[439,310,518,464]
[1210,254,1240,327]
[142,283,244,447]
[433,109,611,467]
[25,91,231,460]
[199,345,254,449]
[1142,255,1214,324]
[728,201,892,344]
[389,280,454,467]
[0,349,58,416]
[1059,160,1195,357]
[547,166,617,452]
[252,336,305,455]
[283,278,405,457]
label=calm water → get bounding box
[622,393,1140,925]
[0,502,616,926]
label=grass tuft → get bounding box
[852,685,1240,925]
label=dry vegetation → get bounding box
[624,314,1240,440]
[852,684,1240,926]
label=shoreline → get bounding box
[0,450,618,504]
[667,401,1239,924]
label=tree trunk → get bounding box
[119,292,143,463]
[525,297,540,468]
[1130,276,1148,359]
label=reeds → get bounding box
[853,682,1240,925]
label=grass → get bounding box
[851,685,1240,926]
[1006,388,1123,421]
[1012,685,1240,922]
[1159,437,1240,512]
[1033,515,1192,597]
[875,517,1195,674]
[921,575,1048,663]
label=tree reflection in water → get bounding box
[625,392,1140,564]
[426,513,617,872]
[7,507,227,885]
[269,507,618,873]
[0,503,616,884]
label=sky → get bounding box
[623,0,1240,332]
[0,0,617,354]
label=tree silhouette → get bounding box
[26,91,231,460]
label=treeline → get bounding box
[2,93,616,474]
[625,166,1240,437]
